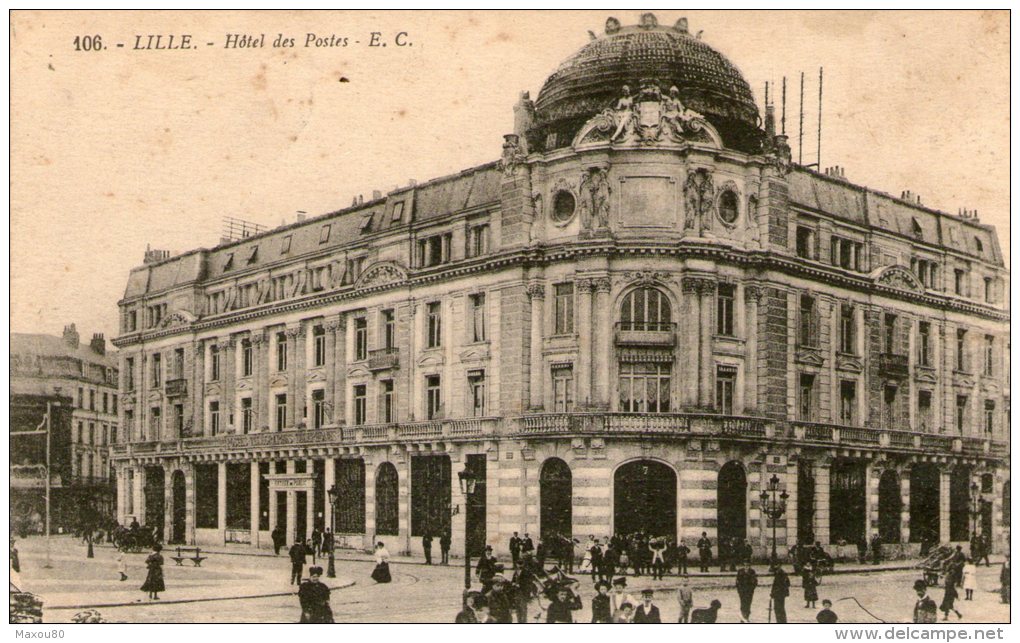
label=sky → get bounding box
[10,10,1010,343]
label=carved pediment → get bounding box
[914,367,938,384]
[836,353,863,373]
[307,369,326,382]
[236,379,251,391]
[355,261,407,290]
[795,346,825,367]
[346,366,371,378]
[159,311,196,329]
[268,375,288,388]
[204,383,222,396]
[417,352,445,368]
[459,345,490,363]
[954,373,976,388]
[873,265,924,293]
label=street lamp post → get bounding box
[759,474,789,570]
[457,467,479,593]
[326,484,339,579]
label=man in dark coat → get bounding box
[272,525,286,555]
[697,532,712,573]
[521,533,535,555]
[476,545,498,590]
[422,532,433,565]
[311,527,323,557]
[298,566,334,623]
[484,576,515,623]
[913,579,938,623]
[322,528,334,555]
[509,532,522,569]
[546,587,582,623]
[440,530,451,565]
[770,566,790,623]
[634,589,662,623]
[590,580,612,623]
[735,562,759,623]
[289,541,308,585]
[677,539,691,575]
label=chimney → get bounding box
[296,211,307,223]
[372,190,382,201]
[408,179,417,187]
[143,244,171,264]
[63,324,80,349]
[90,333,106,356]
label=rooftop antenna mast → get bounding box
[798,71,805,165]
[817,66,824,170]
[781,76,787,135]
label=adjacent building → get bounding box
[110,14,1009,559]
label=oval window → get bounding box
[552,190,576,223]
[718,190,739,225]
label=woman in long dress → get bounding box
[802,564,819,609]
[371,542,392,584]
[962,558,978,601]
[140,543,165,600]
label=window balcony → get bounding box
[615,322,676,347]
[878,353,909,379]
[367,347,400,372]
[165,378,188,397]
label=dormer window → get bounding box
[911,218,923,240]
[247,245,259,264]
[360,213,374,233]
[319,224,331,244]
[392,202,405,222]
[280,235,292,255]
[975,237,984,253]
[223,252,234,272]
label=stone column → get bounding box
[132,466,146,524]
[286,490,297,544]
[250,461,260,546]
[939,469,951,543]
[285,326,301,428]
[784,459,798,547]
[184,462,196,544]
[527,282,545,411]
[899,467,911,547]
[332,317,347,426]
[323,457,335,534]
[269,482,279,534]
[295,327,308,428]
[251,332,267,432]
[221,338,236,430]
[744,285,763,413]
[576,278,594,408]
[192,340,206,436]
[698,281,716,408]
[865,461,877,540]
[324,320,339,415]
[593,277,613,410]
[163,464,174,543]
[116,467,127,524]
[306,459,315,541]
[217,461,227,541]
[814,459,831,545]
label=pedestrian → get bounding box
[485,575,514,623]
[439,529,451,565]
[609,577,637,622]
[698,532,712,573]
[676,573,694,622]
[509,531,522,569]
[802,563,819,609]
[913,579,938,623]
[140,543,165,600]
[289,541,308,585]
[690,599,722,623]
[816,599,839,623]
[116,552,128,582]
[536,538,546,568]
[970,532,982,563]
[978,533,992,567]
[298,566,334,623]
[962,558,978,600]
[649,536,666,580]
[546,586,582,623]
[634,589,662,623]
[591,580,612,623]
[371,542,392,583]
[589,540,603,583]
[735,561,758,623]
[311,527,323,557]
[521,533,534,555]
[476,545,498,590]
[456,593,482,623]
[940,576,962,620]
[272,525,285,555]
[422,531,433,565]
[677,539,691,576]
[771,566,790,623]
[323,528,334,556]
[1000,555,1010,604]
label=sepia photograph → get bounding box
[8,9,1011,628]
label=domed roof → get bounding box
[530,15,763,154]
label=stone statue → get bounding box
[578,166,612,232]
[662,86,703,137]
[683,169,716,234]
[610,85,638,141]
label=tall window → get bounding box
[839,304,856,353]
[312,389,326,429]
[840,380,856,425]
[468,371,486,417]
[172,404,184,437]
[799,374,815,421]
[799,295,816,347]
[796,225,815,259]
[467,223,490,258]
[276,332,288,371]
[173,348,185,379]
[241,339,253,376]
[353,385,367,425]
[918,322,931,367]
[426,375,442,419]
[124,410,133,442]
[151,353,162,387]
[620,287,672,331]
[418,232,452,267]
[984,277,994,303]
[382,309,396,350]
[150,405,161,440]
[619,363,671,413]
[354,317,367,360]
[883,314,897,354]
[313,325,326,367]
[716,284,735,336]
[831,236,863,271]
[552,366,574,412]
[470,293,486,342]
[427,302,442,348]
[102,392,109,414]
[956,329,967,371]
[884,385,898,428]
[275,393,287,431]
[381,380,395,423]
[554,283,574,334]
[241,397,253,434]
[209,344,220,381]
[955,395,968,433]
[984,335,994,376]
[209,400,220,435]
[954,269,966,296]
[984,401,995,434]
[125,357,135,391]
[917,390,933,432]
[715,366,736,414]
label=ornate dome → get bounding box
[530,15,763,154]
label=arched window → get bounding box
[540,458,572,542]
[375,462,399,536]
[620,287,672,331]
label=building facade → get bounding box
[11,325,119,530]
[111,15,1009,559]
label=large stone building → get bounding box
[11,325,119,531]
[111,15,1009,559]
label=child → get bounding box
[676,574,694,623]
[816,599,838,623]
[940,579,962,620]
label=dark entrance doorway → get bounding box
[144,467,165,534]
[296,492,307,542]
[798,460,816,545]
[878,469,901,544]
[540,458,572,541]
[465,454,486,558]
[717,461,747,546]
[614,460,676,540]
[410,455,452,541]
[910,464,940,544]
[171,470,186,544]
[830,459,867,545]
[980,500,993,540]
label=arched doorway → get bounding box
[171,470,186,544]
[949,468,971,542]
[910,464,940,544]
[830,459,867,544]
[540,458,572,542]
[375,463,399,536]
[144,467,165,533]
[614,460,676,540]
[878,469,902,544]
[717,461,747,546]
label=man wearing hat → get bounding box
[591,580,612,623]
[485,574,514,623]
[297,566,334,623]
[913,579,938,623]
[634,589,662,623]
[546,585,582,623]
[476,545,498,591]
[609,577,637,622]
[735,561,758,623]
